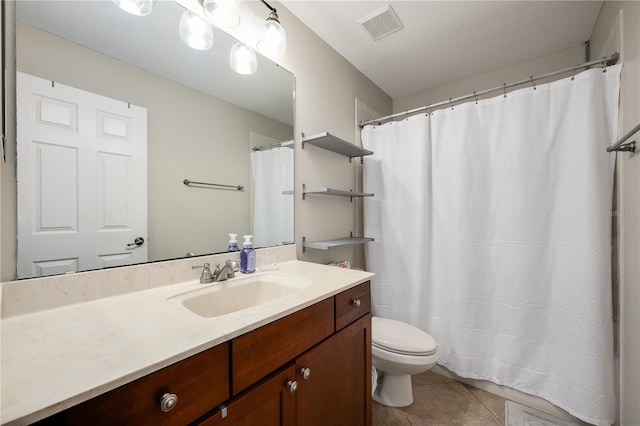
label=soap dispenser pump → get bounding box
[240,235,256,273]
[227,233,240,252]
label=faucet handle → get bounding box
[192,262,214,284]
[192,262,210,270]
[212,263,222,277]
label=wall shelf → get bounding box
[301,184,374,201]
[301,132,373,161]
[302,234,374,253]
[301,130,375,259]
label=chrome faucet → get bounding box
[213,263,231,282]
[226,259,239,278]
[213,260,236,282]
[213,260,239,282]
[192,263,214,284]
[192,260,239,284]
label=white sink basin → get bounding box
[168,274,311,318]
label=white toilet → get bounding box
[372,316,439,407]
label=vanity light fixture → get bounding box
[202,0,240,28]
[256,0,286,59]
[229,42,257,75]
[179,10,214,50]
[112,0,154,16]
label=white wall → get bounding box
[590,2,640,425]
[14,22,293,264]
[393,45,586,113]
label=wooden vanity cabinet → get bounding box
[36,281,371,426]
[196,281,372,426]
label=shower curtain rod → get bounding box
[360,52,620,128]
[606,122,639,153]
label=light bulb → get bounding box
[230,42,257,75]
[257,14,286,59]
[179,11,214,50]
[112,0,153,16]
[203,0,240,28]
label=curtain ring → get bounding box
[473,91,478,104]
[530,76,536,91]
[602,57,607,73]
[425,104,431,116]
[571,66,577,81]
[449,98,454,110]
[503,83,507,98]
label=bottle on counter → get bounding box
[227,233,240,252]
[240,235,256,273]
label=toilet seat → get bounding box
[372,316,437,356]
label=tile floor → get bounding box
[373,371,508,426]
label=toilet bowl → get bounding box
[372,316,438,407]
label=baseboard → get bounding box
[505,400,585,426]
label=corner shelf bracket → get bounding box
[301,132,373,163]
[302,232,375,253]
[301,183,374,202]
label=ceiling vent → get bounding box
[358,4,404,41]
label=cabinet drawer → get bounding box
[231,298,334,395]
[64,343,230,425]
[335,281,371,331]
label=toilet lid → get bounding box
[372,317,437,356]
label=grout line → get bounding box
[464,384,505,425]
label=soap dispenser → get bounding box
[227,233,240,252]
[240,235,256,273]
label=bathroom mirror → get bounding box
[11,0,294,279]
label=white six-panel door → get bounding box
[17,72,148,278]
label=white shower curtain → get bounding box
[250,147,294,248]
[362,64,621,426]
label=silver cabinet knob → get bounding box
[287,380,298,393]
[300,367,311,380]
[159,392,178,412]
[352,298,361,307]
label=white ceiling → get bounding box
[281,1,604,99]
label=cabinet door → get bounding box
[196,364,296,426]
[296,314,372,426]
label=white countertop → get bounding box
[0,260,373,425]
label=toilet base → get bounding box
[372,373,414,407]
